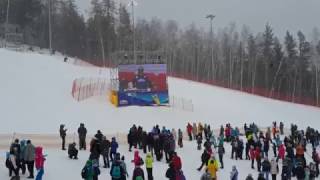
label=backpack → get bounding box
[5,158,13,169]
[135,176,143,180]
[111,165,121,179]
[176,170,186,180]
[81,167,87,179]
[139,157,144,166]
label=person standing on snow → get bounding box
[187,123,193,141]
[59,124,67,150]
[192,123,198,140]
[197,149,211,171]
[249,146,255,169]
[178,129,183,148]
[261,157,271,180]
[132,151,143,167]
[312,148,319,177]
[171,129,177,145]
[279,122,284,135]
[197,134,203,150]
[35,146,46,180]
[270,158,279,180]
[230,165,238,180]
[81,160,94,180]
[207,157,219,180]
[255,146,262,172]
[171,152,182,171]
[78,123,87,150]
[120,155,129,179]
[8,149,19,179]
[110,153,125,180]
[24,140,35,178]
[218,144,225,169]
[100,136,111,168]
[132,165,145,180]
[145,153,153,180]
[110,137,119,162]
[20,140,27,175]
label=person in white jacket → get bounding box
[270,158,279,180]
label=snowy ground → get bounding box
[1,48,320,136]
[0,48,319,179]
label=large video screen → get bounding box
[118,64,169,106]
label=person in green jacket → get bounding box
[82,160,94,180]
[145,153,153,180]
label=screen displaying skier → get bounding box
[117,64,169,106]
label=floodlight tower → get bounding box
[48,0,52,54]
[129,0,138,64]
[4,0,10,47]
[206,14,216,79]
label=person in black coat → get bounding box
[146,133,154,156]
[68,142,78,159]
[128,125,138,152]
[261,157,271,179]
[90,138,101,161]
[95,130,103,142]
[100,136,111,168]
[78,123,87,150]
[59,124,67,150]
[294,162,305,180]
[197,150,210,171]
[153,134,162,161]
[141,131,148,154]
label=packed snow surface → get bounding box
[0,48,319,180]
[0,48,320,135]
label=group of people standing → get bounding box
[56,121,320,180]
[189,121,320,180]
[5,139,46,180]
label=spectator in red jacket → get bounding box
[255,146,262,172]
[278,144,286,161]
[35,146,46,180]
[171,152,182,171]
[249,146,255,169]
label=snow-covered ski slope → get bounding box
[1,48,320,135]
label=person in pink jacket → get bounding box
[132,150,143,166]
[277,144,286,161]
[35,146,46,180]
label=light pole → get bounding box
[129,0,137,64]
[4,0,10,47]
[206,14,215,80]
[48,0,52,54]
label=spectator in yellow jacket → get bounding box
[145,153,153,180]
[207,157,219,180]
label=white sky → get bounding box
[75,0,320,38]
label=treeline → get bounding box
[1,0,320,105]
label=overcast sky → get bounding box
[75,0,319,38]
